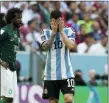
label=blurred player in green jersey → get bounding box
[0,8,22,103]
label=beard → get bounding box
[14,23,20,28]
[13,22,21,28]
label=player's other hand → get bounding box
[58,17,64,33]
[50,19,57,35]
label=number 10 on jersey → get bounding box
[54,40,63,49]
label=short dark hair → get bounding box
[6,8,22,24]
[50,10,62,19]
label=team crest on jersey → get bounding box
[44,88,48,94]
[9,89,12,94]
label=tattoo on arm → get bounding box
[41,34,55,50]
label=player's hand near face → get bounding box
[50,19,57,34]
[41,19,57,51]
[58,18,64,33]
[57,18,76,50]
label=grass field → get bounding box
[59,86,108,103]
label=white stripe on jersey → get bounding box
[41,27,75,80]
[51,47,57,79]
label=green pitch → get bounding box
[59,86,108,103]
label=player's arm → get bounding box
[40,19,57,51]
[0,29,9,41]
[58,18,76,50]
[61,31,76,50]
[41,32,55,51]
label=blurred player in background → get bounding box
[0,8,22,103]
[41,10,76,103]
[0,13,6,29]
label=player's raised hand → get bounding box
[50,19,57,34]
[58,17,65,33]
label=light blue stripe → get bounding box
[56,32,62,79]
[46,31,51,80]
[64,29,72,78]
[64,28,69,36]
[46,30,50,39]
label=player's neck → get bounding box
[9,23,17,30]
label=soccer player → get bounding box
[0,8,22,103]
[41,10,76,103]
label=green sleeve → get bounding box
[0,29,9,41]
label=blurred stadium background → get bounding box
[0,1,108,103]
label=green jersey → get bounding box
[0,24,20,71]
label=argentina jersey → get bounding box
[41,27,75,80]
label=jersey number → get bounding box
[54,40,63,49]
[67,79,74,87]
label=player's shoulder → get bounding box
[43,27,51,32]
[0,25,8,34]
[1,25,7,30]
[64,26,75,32]
[41,27,51,35]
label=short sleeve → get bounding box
[67,27,75,42]
[40,29,48,44]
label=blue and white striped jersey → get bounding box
[41,27,75,80]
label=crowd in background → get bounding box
[0,1,108,55]
[0,1,108,86]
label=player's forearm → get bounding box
[61,31,76,50]
[41,33,55,50]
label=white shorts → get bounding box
[0,66,18,100]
